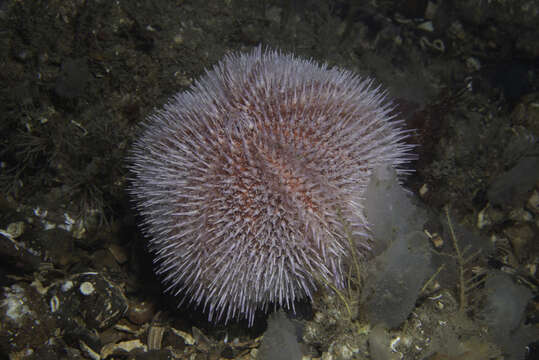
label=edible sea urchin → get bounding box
[129,46,414,325]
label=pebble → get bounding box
[127,300,155,325]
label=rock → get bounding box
[487,156,539,208]
[527,190,539,214]
[504,224,535,261]
[511,93,539,137]
[46,272,128,330]
[127,300,155,325]
[0,282,56,356]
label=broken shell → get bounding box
[79,281,95,296]
[170,327,196,345]
[114,322,141,335]
[50,295,60,313]
[435,301,444,310]
[147,325,165,350]
[419,183,429,198]
[100,339,147,358]
[5,222,25,239]
[424,229,443,248]
[61,280,74,292]
[477,206,491,229]
[431,39,445,52]
[431,234,444,248]
[509,208,533,222]
[192,326,213,352]
[419,36,445,52]
[80,340,100,360]
[33,207,48,218]
[390,336,401,352]
[417,21,434,32]
[108,244,128,264]
[465,57,481,72]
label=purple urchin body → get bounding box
[129,46,414,325]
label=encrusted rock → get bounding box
[0,282,56,356]
[46,272,128,330]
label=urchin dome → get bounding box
[129,46,413,325]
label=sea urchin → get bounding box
[129,46,414,325]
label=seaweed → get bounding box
[439,206,486,313]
